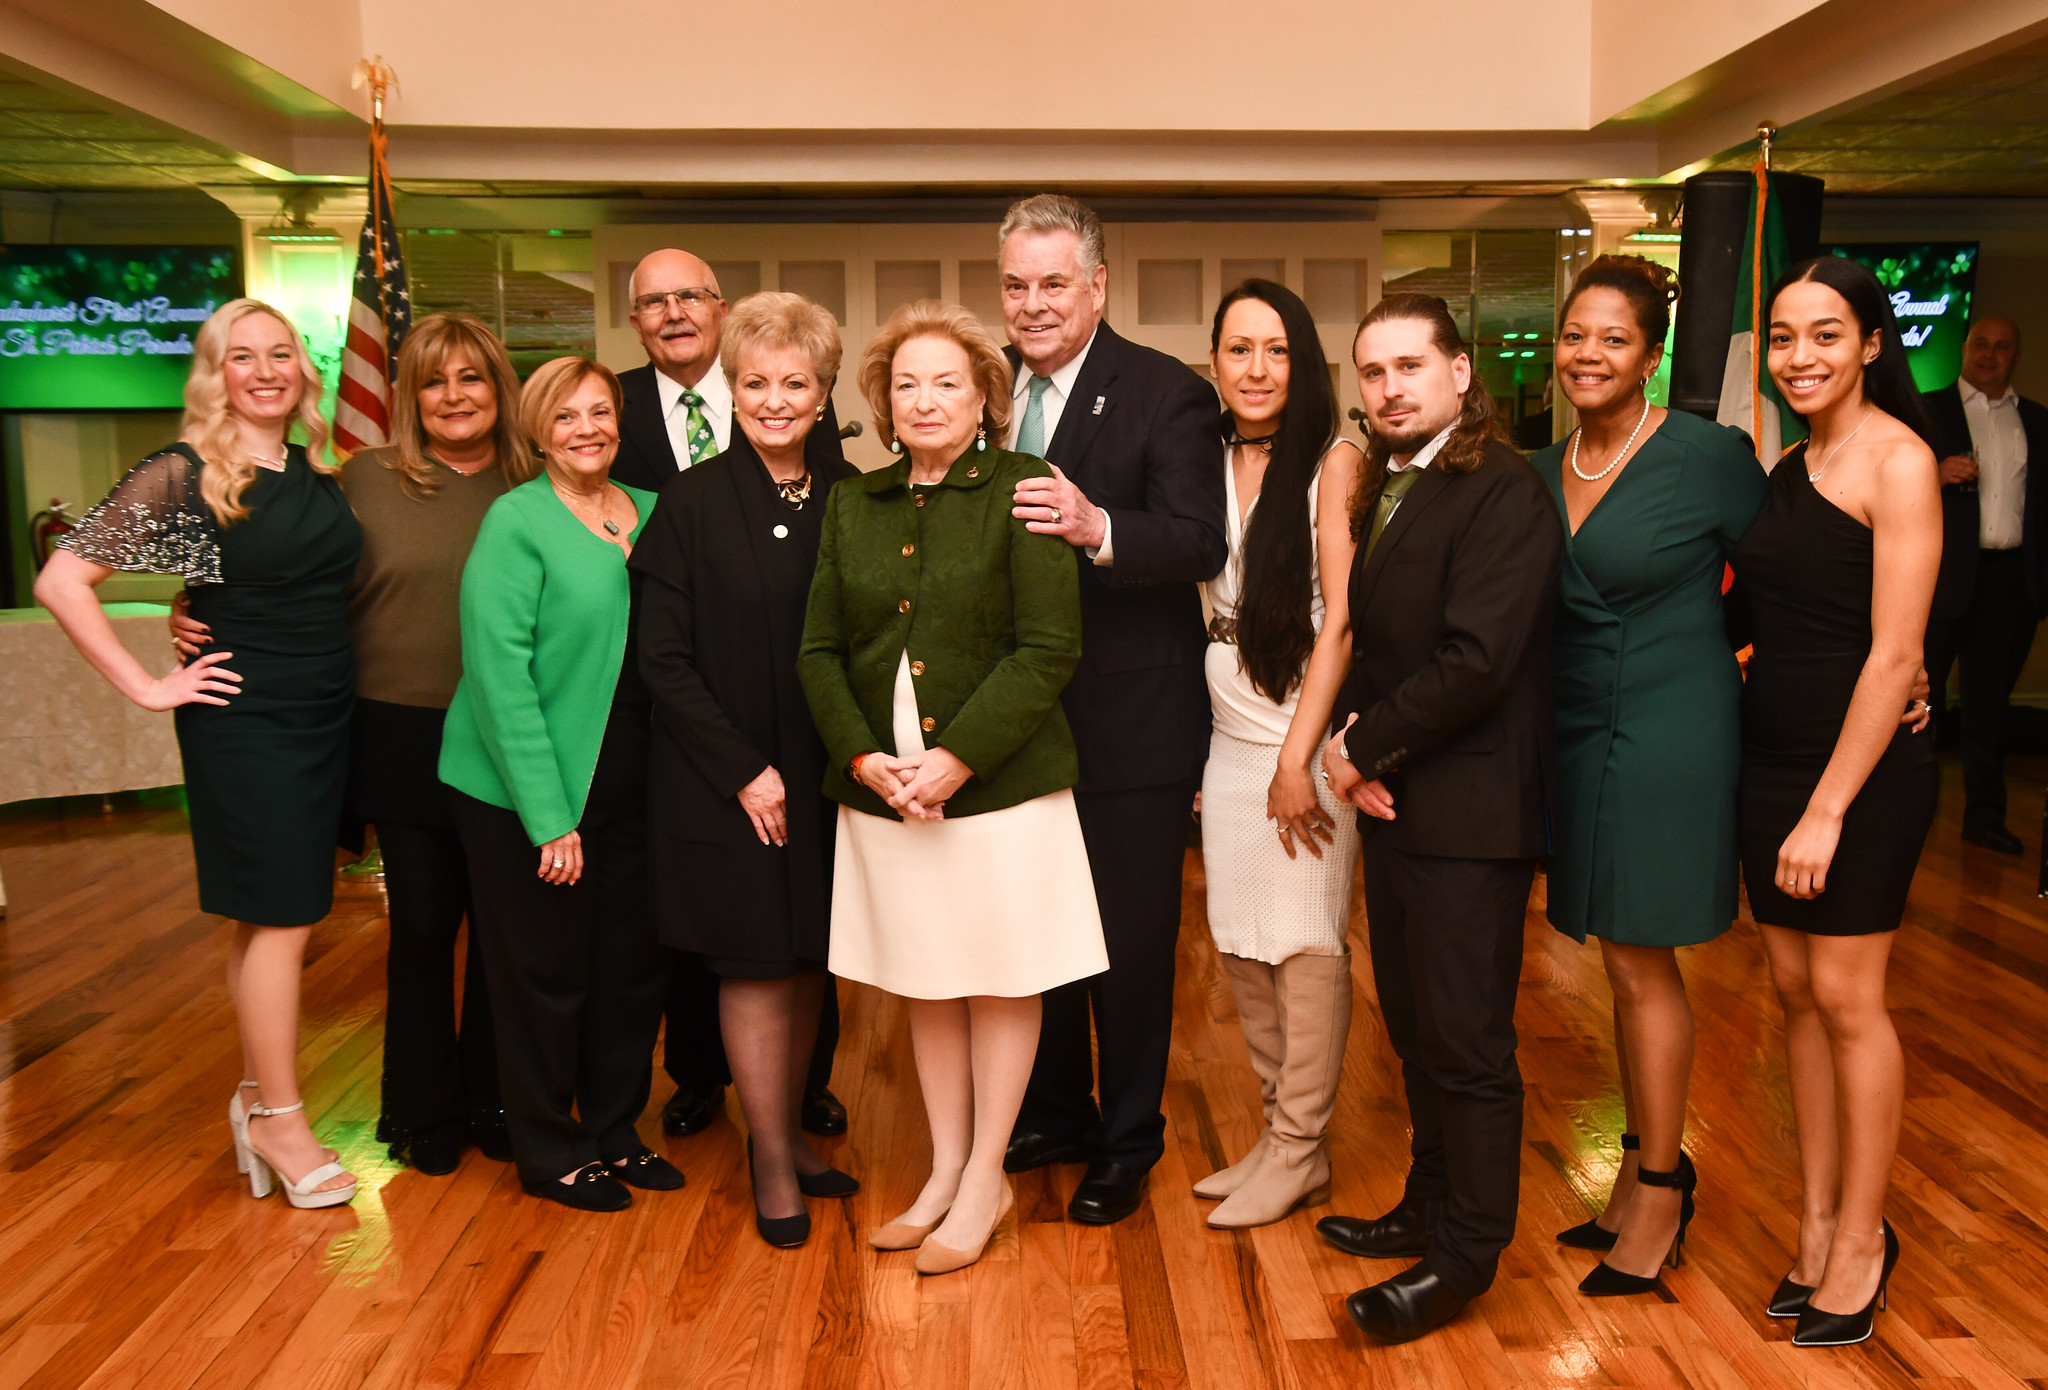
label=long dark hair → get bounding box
[1214,279,1337,703]
[1766,256,1937,449]
[1347,292,1504,539]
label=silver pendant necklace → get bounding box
[1806,408,1872,483]
[1568,398,1651,482]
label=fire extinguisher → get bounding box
[30,498,80,569]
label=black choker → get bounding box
[1227,431,1277,452]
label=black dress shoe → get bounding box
[748,1135,860,1198]
[1963,822,2024,854]
[524,1162,632,1212]
[608,1147,686,1191]
[1317,1196,1444,1259]
[800,1086,848,1137]
[469,1109,514,1163]
[661,1084,725,1137]
[1792,1220,1899,1347]
[1003,1129,1094,1174]
[1068,1161,1146,1225]
[756,1208,812,1248]
[1767,1273,1815,1318]
[402,1122,465,1176]
[1345,1265,1475,1343]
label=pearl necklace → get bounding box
[1568,399,1651,481]
[1806,409,1871,484]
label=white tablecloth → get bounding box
[0,604,184,805]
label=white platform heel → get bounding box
[228,1080,260,1174]
[244,1100,357,1208]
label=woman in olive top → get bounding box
[440,357,680,1213]
[1531,257,1768,1295]
[175,312,528,1176]
[799,300,1105,1275]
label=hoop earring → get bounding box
[975,426,987,453]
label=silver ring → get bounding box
[552,858,564,869]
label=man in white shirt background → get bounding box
[1922,315,2048,854]
[608,247,852,1136]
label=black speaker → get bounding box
[1670,170,1824,418]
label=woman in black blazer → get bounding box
[630,291,861,1247]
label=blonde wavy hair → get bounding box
[859,300,1013,450]
[386,313,534,499]
[720,291,843,386]
[180,299,333,525]
[518,357,624,472]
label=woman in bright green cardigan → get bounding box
[440,357,682,1214]
[799,300,1106,1275]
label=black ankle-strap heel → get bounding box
[1556,1134,1639,1251]
[1577,1152,1696,1297]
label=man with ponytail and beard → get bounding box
[1314,294,1564,1342]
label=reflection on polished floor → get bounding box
[1,754,2044,1389]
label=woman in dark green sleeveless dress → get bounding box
[38,300,361,1210]
[1528,258,1768,1298]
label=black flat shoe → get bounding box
[756,1208,812,1248]
[1792,1221,1899,1347]
[1318,1196,1443,1259]
[801,1086,848,1137]
[1557,1133,1635,1249]
[1004,1129,1094,1174]
[1962,822,2024,855]
[1577,1154,1696,1297]
[1345,1264,1474,1343]
[609,1147,686,1191]
[1767,1274,1816,1318]
[1068,1161,1146,1225]
[469,1109,514,1163]
[525,1162,632,1212]
[403,1122,465,1177]
[661,1084,725,1137]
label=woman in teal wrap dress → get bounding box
[1529,257,1768,1297]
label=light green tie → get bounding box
[680,389,719,466]
[1366,467,1424,558]
[1015,375,1052,457]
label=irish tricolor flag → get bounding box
[1715,164,1805,468]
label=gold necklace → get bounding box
[553,479,621,536]
[774,471,813,510]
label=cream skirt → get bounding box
[1200,729,1359,964]
[827,653,1107,1000]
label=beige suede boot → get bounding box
[1195,954,1285,1200]
[1207,951,1353,1228]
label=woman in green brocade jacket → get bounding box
[798,300,1106,1276]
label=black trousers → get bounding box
[1926,548,2041,830]
[1018,776,1199,1170]
[662,952,841,1095]
[375,819,500,1139]
[1361,834,1535,1295]
[450,781,667,1186]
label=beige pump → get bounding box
[1207,952,1352,1229]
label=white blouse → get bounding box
[1201,447,1324,746]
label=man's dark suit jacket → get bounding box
[1333,437,1565,860]
[611,361,848,495]
[1922,380,2048,619]
[1004,322,1227,793]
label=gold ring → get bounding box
[1051,507,1062,523]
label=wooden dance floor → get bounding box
[3,753,2047,1390]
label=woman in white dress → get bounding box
[798,300,1106,1275]
[1194,279,1365,1228]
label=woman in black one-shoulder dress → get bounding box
[1731,257,1942,1349]
[37,300,361,1211]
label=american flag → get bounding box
[334,111,409,455]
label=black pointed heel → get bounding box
[1767,1274,1815,1318]
[1577,1153,1696,1298]
[1557,1134,1637,1250]
[1791,1220,1898,1347]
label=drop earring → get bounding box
[815,404,826,421]
[889,437,904,455]
[975,426,987,452]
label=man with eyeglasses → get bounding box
[610,247,852,1143]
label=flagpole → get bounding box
[1751,123,1777,451]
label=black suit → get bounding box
[1921,381,2048,831]
[1333,438,1563,1295]
[1008,322,1228,1171]
[616,359,851,1100]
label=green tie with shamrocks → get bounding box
[680,389,719,466]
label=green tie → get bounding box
[1366,467,1424,558]
[680,389,719,466]
[1015,375,1052,457]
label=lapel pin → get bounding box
[1092,396,1106,415]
